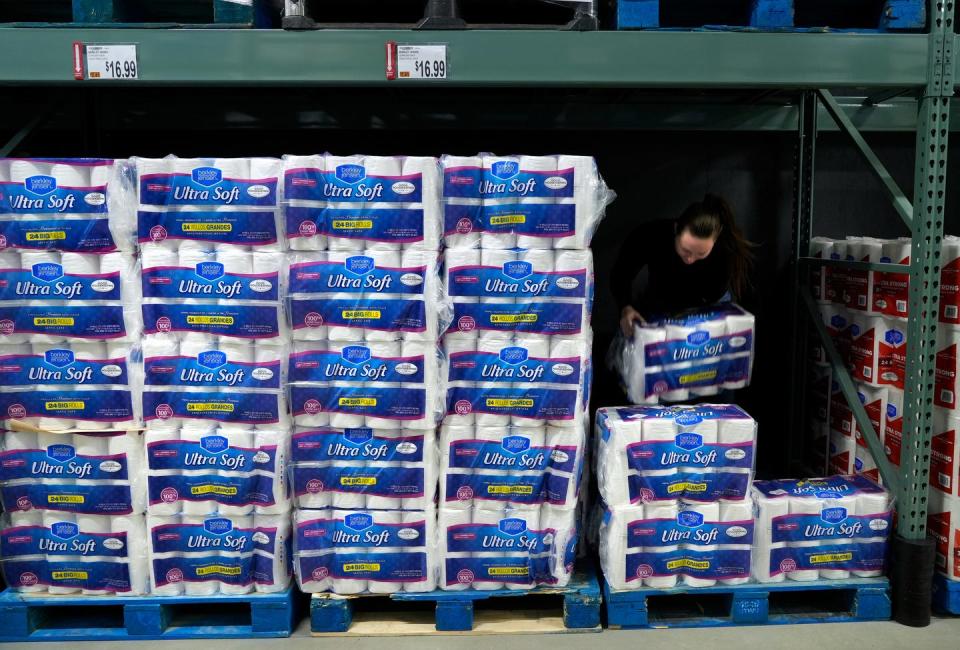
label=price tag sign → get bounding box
[395,45,447,80]
[84,44,139,80]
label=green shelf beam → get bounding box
[0,29,931,87]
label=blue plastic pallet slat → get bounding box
[616,0,925,31]
[311,566,601,633]
[932,574,960,615]
[0,587,298,642]
[604,576,891,629]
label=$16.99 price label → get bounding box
[83,44,139,80]
[389,44,447,80]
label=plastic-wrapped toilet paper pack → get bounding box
[0,158,136,253]
[147,513,291,595]
[595,405,756,506]
[436,504,576,590]
[145,425,290,516]
[1,430,146,512]
[0,387,138,431]
[846,313,886,385]
[141,247,283,303]
[940,236,960,325]
[142,302,284,342]
[447,300,589,340]
[143,339,284,391]
[883,388,903,469]
[444,383,585,428]
[439,424,585,510]
[440,154,614,250]
[143,387,285,428]
[873,238,910,318]
[927,489,960,581]
[293,508,437,594]
[0,250,140,305]
[0,342,139,389]
[828,382,886,452]
[876,319,907,389]
[936,326,960,410]
[290,383,439,431]
[282,154,442,251]
[600,502,753,590]
[134,157,284,250]
[609,303,755,404]
[932,408,960,498]
[0,303,142,345]
[443,334,590,389]
[750,475,892,582]
[842,236,881,312]
[829,430,856,475]
[0,512,149,595]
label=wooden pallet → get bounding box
[604,576,891,628]
[0,0,273,27]
[616,0,925,32]
[932,574,960,615]
[0,587,299,642]
[310,566,601,635]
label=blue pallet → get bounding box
[0,0,272,27]
[932,574,960,615]
[616,0,925,32]
[0,587,299,642]
[311,566,601,633]
[604,576,891,628]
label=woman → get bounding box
[612,194,755,335]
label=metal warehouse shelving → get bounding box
[0,0,956,626]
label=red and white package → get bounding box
[927,490,960,581]
[932,408,960,498]
[872,238,910,319]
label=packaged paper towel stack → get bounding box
[595,405,756,589]
[928,488,960,583]
[609,303,756,404]
[751,475,892,582]
[0,158,142,431]
[282,155,445,594]
[135,156,292,595]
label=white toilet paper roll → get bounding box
[401,509,437,592]
[142,334,179,363]
[330,508,370,594]
[44,511,80,594]
[442,156,483,250]
[11,160,50,184]
[140,244,179,272]
[554,156,599,249]
[401,156,442,251]
[179,240,214,269]
[328,381,365,429]
[680,502,720,587]
[505,507,541,591]
[403,438,437,511]
[218,429,255,516]
[718,415,756,445]
[3,430,38,451]
[365,510,403,593]
[718,500,754,585]
[78,512,112,594]
[20,250,61,270]
[219,338,254,364]
[474,382,510,427]
[599,505,642,590]
[219,514,255,595]
[61,252,100,277]
[642,501,680,588]
[852,491,890,577]
[71,341,107,362]
[480,156,519,249]
[444,248,480,291]
[331,461,367,510]
[472,508,506,590]
[52,163,89,191]
[216,248,254,275]
[438,508,471,591]
[0,249,20,271]
[786,497,821,581]
[109,515,149,596]
[183,515,220,595]
[515,156,557,249]
[109,431,146,514]
[253,513,292,592]
[819,495,858,580]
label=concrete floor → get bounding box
[4,617,960,650]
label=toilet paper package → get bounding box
[847,313,886,385]
[140,246,283,304]
[143,387,285,428]
[0,342,140,389]
[609,303,755,404]
[809,237,834,303]
[0,387,138,431]
[135,156,284,250]
[751,475,892,582]
[1,430,146,512]
[0,158,136,253]
[147,513,291,595]
[927,489,960,581]
[282,154,442,251]
[441,154,615,250]
[600,502,754,590]
[595,405,756,506]
[289,428,437,511]
[883,388,903,468]
[294,507,437,594]
[142,302,284,342]
[0,250,140,305]
[437,504,577,590]
[940,236,960,325]
[444,383,585,428]
[290,383,439,431]
[932,408,960,498]
[443,333,590,389]
[145,426,290,516]
[143,339,284,391]
[829,382,887,450]
[829,430,856,475]
[842,237,881,312]
[876,319,907,389]
[872,238,910,319]
[936,326,960,410]
[0,512,149,595]
[448,300,589,339]
[0,303,142,344]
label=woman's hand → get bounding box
[620,305,645,338]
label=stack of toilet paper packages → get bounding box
[282,154,441,251]
[0,429,149,594]
[827,381,887,481]
[595,405,756,589]
[816,304,911,391]
[610,303,755,404]
[441,154,614,250]
[293,507,438,593]
[751,475,892,582]
[927,488,960,582]
[0,159,142,432]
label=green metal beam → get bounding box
[0,29,931,87]
[802,292,901,495]
[817,89,914,229]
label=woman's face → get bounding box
[675,228,716,265]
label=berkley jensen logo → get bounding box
[886,329,905,345]
[50,521,79,539]
[678,511,704,527]
[344,428,373,444]
[501,435,531,454]
[203,517,233,535]
[31,263,63,283]
[821,507,848,524]
[489,161,519,180]
[47,444,75,462]
[198,350,227,369]
[191,167,222,187]
[502,261,533,280]
[45,349,75,368]
[345,256,375,275]
[335,164,365,184]
[342,346,372,364]
[499,347,528,365]
[498,518,527,535]
[195,262,225,281]
[200,435,229,454]
[25,175,57,196]
[675,433,703,451]
[345,513,373,531]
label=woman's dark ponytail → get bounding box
[677,193,755,300]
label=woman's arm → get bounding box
[611,225,652,336]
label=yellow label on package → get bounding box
[489,215,526,225]
[34,317,74,327]
[679,369,718,385]
[191,485,238,496]
[45,401,84,410]
[342,310,381,319]
[187,315,234,325]
[344,563,381,572]
[667,558,710,571]
[183,223,232,232]
[341,476,376,486]
[810,552,854,564]
[667,482,707,494]
[26,231,66,241]
[339,397,376,407]
[52,570,88,580]
[187,402,234,412]
[485,398,534,408]
[490,567,529,576]
[490,313,537,324]
[48,495,84,504]
[197,565,242,576]
[333,220,373,230]
[488,484,534,495]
